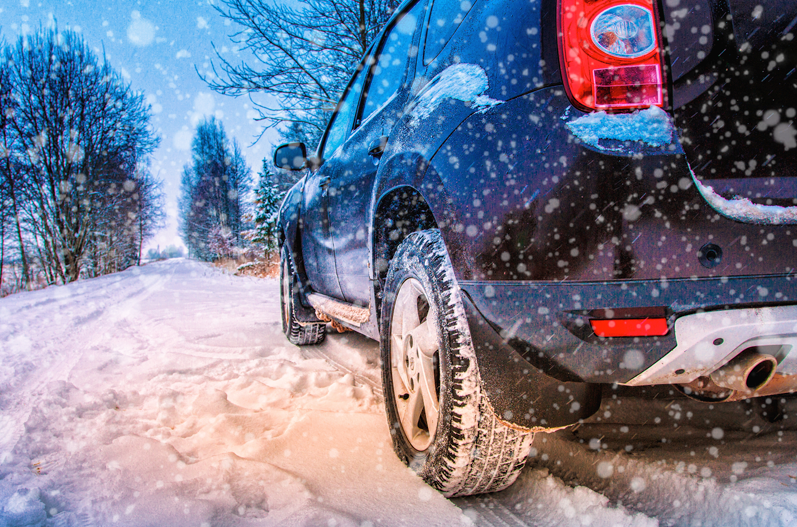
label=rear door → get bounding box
[299,65,367,299]
[326,0,426,306]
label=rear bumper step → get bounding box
[307,292,370,327]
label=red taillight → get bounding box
[557,0,667,112]
[590,318,668,337]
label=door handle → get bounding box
[368,136,389,158]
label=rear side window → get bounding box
[322,64,367,158]
[358,2,424,125]
[424,0,476,64]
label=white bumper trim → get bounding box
[625,305,797,386]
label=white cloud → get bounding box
[127,11,156,47]
[20,0,30,7]
[197,17,209,29]
[176,49,191,59]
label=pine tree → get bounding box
[251,161,284,254]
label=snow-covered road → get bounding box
[1,259,796,526]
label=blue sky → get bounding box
[0,0,282,251]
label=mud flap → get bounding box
[461,293,602,429]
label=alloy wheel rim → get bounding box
[390,278,441,451]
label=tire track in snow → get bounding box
[0,265,174,461]
[454,495,528,527]
[301,338,383,398]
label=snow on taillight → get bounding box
[557,0,667,112]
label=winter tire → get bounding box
[280,245,326,346]
[380,229,533,497]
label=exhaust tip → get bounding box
[709,351,778,392]
[746,359,776,390]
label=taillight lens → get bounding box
[558,0,666,112]
[591,5,655,58]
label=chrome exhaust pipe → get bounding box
[709,351,778,392]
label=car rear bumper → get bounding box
[460,274,797,385]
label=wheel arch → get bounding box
[277,176,307,278]
[369,147,478,318]
[372,185,438,283]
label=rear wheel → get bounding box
[280,245,326,346]
[380,229,533,497]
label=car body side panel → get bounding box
[418,0,553,105]
[278,177,305,273]
[426,87,797,286]
[300,163,345,299]
[327,121,384,307]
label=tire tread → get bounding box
[281,246,326,346]
[382,229,532,497]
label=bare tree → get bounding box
[3,28,160,284]
[204,0,400,148]
[180,118,251,261]
[226,139,251,246]
[134,172,165,266]
[0,52,31,289]
[0,173,7,293]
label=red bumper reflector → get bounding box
[593,64,662,109]
[590,318,668,337]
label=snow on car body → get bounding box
[275,0,797,496]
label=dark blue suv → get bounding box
[276,0,797,496]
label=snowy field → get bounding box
[2,258,797,527]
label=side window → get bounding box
[424,0,476,64]
[322,64,367,158]
[358,1,424,125]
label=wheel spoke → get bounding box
[400,386,425,443]
[408,318,437,358]
[391,334,410,391]
[416,352,439,435]
[399,295,421,338]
